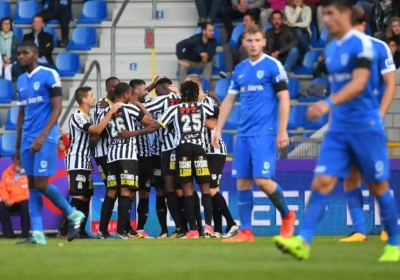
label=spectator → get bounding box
[284,0,312,56]
[355,0,377,17]
[386,17,400,46]
[58,130,70,158]
[0,163,30,239]
[219,0,265,39]
[260,0,288,26]
[219,12,256,78]
[36,0,71,47]
[265,10,299,72]
[312,34,334,78]
[387,38,400,68]
[195,0,223,24]
[176,21,217,84]
[371,0,400,41]
[304,0,319,26]
[0,17,19,81]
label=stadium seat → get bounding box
[13,27,24,42]
[221,132,234,154]
[5,106,19,130]
[312,27,329,48]
[55,52,81,77]
[229,25,245,49]
[212,52,226,75]
[304,113,329,130]
[202,78,209,92]
[294,50,323,75]
[66,27,98,51]
[0,132,16,157]
[288,77,300,100]
[298,77,330,102]
[302,132,314,138]
[224,104,240,129]
[310,24,318,47]
[263,24,272,31]
[14,1,42,24]
[0,1,12,20]
[43,26,58,47]
[194,25,222,45]
[365,23,372,36]
[311,77,330,86]
[0,79,14,103]
[76,1,108,24]
[214,78,231,101]
[288,105,307,130]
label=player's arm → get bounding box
[204,104,220,130]
[133,102,152,118]
[87,102,123,135]
[378,45,397,117]
[206,91,222,106]
[14,105,24,165]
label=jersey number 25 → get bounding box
[181,113,201,132]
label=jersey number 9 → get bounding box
[109,117,127,137]
[181,113,201,133]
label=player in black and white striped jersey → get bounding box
[62,86,122,239]
[185,75,239,239]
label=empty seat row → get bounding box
[288,105,329,130]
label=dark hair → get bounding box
[321,0,353,10]
[351,6,366,26]
[243,11,256,23]
[0,17,13,32]
[199,21,213,31]
[180,81,199,103]
[18,40,39,53]
[129,79,146,89]
[33,14,45,23]
[74,86,92,105]
[114,82,131,97]
[105,76,119,86]
[270,10,283,20]
[387,37,398,46]
[155,77,172,86]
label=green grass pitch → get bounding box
[1,236,398,280]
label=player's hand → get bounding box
[211,130,221,149]
[110,102,123,114]
[271,51,279,58]
[306,100,330,121]
[99,99,109,109]
[179,59,189,69]
[118,129,133,139]
[5,200,13,207]
[277,130,289,150]
[168,85,180,94]
[30,135,46,153]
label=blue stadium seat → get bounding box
[288,105,307,130]
[0,1,12,20]
[0,79,14,103]
[312,26,329,48]
[212,52,226,75]
[66,27,98,51]
[14,1,42,24]
[229,25,245,49]
[13,27,24,42]
[194,25,222,45]
[294,50,323,75]
[288,77,300,100]
[43,26,58,47]
[5,106,19,130]
[298,77,330,102]
[304,113,329,130]
[224,104,240,129]
[311,77,330,86]
[310,24,318,47]
[202,78,209,92]
[55,52,81,77]
[365,23,372,36]
[221,132,234,154]
[76,1,108,24]
[263,24,272,31]
[215,78,231,101]
[0,132,16,157]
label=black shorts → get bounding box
[161,149,176,177]
[175,143,212,184]
[207,154,226,188]
[68,170,93,197]
[151,155,164,189]
[107,160,139,191]
[95,156,109,186]
[138,156,152,192]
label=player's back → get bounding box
[325,30,380,130]
[17,66,61,142]
[93,97,113,158]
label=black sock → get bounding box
[125,199,134,233]
[213,192,236,228]
[201,193,212,226]
[178,196,188,232]
[99,196,117,234]
[156,195,168,233]
[184,195,197,230]
[61,198,82,236]
[165,192,182,229]
[137,198,149,231]
[212,197,223,233]
[80,200,90,235]
[117,196,132,235]
[193,191,203,231]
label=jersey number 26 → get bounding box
[109,117,127,137]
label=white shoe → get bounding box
[223,225,239,238]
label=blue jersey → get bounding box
[228,54,288,136]
[16,66,61,143]
[325,29,379,131]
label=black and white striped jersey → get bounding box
[65,110,93,171]
[134,117,151,158]
[200,96,227,155]
[145,93,181,153]
[93,97,113,158]
[158,102,219,147]
[101,104,145,163]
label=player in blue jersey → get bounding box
[273,0,399,262]
[14,41,85,244]
[211,24,296,243]
[339,6,397,243]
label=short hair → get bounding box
[387,37,398,46]
[199,21,213,31]
[33,14,45,23]
[270,10,283,20]
[155,77,172,86]
[243,11,256,22]
[185,74,202,87]
[351,6,366,26]
[74,86,92,105]
[0,17,13,31]
[18,40,39,53]
[105,76,119,86]
[242,25,265,38]
[129,79,146,89]
[114,82,131,97]
[321,0,353,10]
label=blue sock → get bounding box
[269,185,289,218]
[299,191,329,244]
[376,190,399,246]
[43,184,74,217]
[345,188,366,235]
[29,189,44,232]
[238,190,254,231]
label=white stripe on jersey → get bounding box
[93,97,113,158]
[134,118,151,158]
[66,110,93,170]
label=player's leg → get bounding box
[152,155,168,238]
[176,185,189,234]
[125,191,143,239]
[192,188,203,236]
[340,167,367,242]
[136,158,152,238]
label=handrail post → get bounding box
[59,60,101,127]
[111,0,130,76]
[152,0,157,19]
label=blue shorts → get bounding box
[232,134,277,179]
[315,128,389,183]
[21,138,57,177]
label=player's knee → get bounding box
[120,188,131,197]
[237,179,252,191]
[156,189,164,196]
[199,182,211,194]
[33,177,48,192]
[210,188,219,196]
[73,195,89,201]
[129,191,136,200]
[106,189,118,199]
[175,189,183,197]
[27,176,35,189]
[344,167,361,191]
[368,181,389,197]
[311,175,336,194]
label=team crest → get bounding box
[40,160,47,168]
[263,162,270,170]
[340,54,349,66]
[256,70,264,79]
[33,82,40,91]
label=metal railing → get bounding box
[59,60,102,127]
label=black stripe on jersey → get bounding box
[94,97,112,158]
[134,118,152,157]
